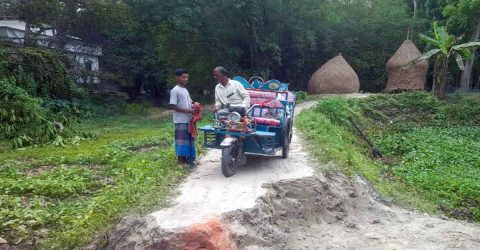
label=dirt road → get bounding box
[107,101,480,249]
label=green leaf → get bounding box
[433,21,440,40]
[442,35,455,52]
[452,42,480,51]
[436,25,449,43]
[419,49,441,60]
[419,34,439,47]
[402,49,439,70]
[459,48,473,60]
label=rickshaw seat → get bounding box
[248,90,284,127]
[253,117,281,126]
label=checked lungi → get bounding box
[174,123,196,162]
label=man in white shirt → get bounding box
[213,66,250,113]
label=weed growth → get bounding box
[297,92,480,221]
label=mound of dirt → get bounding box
[224,172,480,249]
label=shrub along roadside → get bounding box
[297,92,480,221]
[0,47,93,148]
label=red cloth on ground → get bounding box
[189,102,202,138]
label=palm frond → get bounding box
[419,34,439,47]
[452,41,480,51]
[401,49,438,70]
[419,49,440,60]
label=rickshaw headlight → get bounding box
[228,112,242,123]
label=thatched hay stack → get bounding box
[385,40,428,92]
[307,54,360,94]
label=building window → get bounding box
[84,58,93,71]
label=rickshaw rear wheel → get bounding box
[222,144,239,177]
[288,119,294,143]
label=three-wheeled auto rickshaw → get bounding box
[200,76,296,177]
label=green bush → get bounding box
[0,46,103,148]
[43,98,92,122]
[0,78,97,148]
[295,91,307,102]
[312,97,358,125]
[89,94,128,116]
[0,78,58,148]
[357,91,440,126]
[1,47,80,100]
[440,94,480,126]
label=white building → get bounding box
[0,20,102,84]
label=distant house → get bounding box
[0,19,102,84]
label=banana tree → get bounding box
[414,22,480,97]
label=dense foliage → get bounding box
[0,47,93,148]
[0,47,83,99]
[5,0,480,99]
[298,92,480,221]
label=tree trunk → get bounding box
[246,19,259,71]
[460,18,480,91]
[476,74,480,89]
[24,20,35,46]
[433,57,448,97]
[412,0,418,20]
[407,0,418,39]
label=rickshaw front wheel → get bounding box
[282,133,290,159]
[281,119,291,159]
[221,144,239,177]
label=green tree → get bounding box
[415,22,480,96]
[443,0,480,91]
[318,0,415,91]
[8,0,435,97]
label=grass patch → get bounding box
[296,105,437,212]
[297,92,480,221]
[0,110,202,249]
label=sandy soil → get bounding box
[107,100,480,250]
[225,174,480,249]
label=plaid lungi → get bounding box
[174,123,196,161]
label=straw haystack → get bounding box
[385,40,428,92]
[307,54,360,94]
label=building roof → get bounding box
[0,20,55,36]
[0,19,101,56]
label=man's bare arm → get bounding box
[170,104,195,114]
